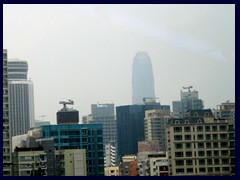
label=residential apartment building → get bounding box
[144,109,170,150]
[104,166,119,176]
[166,109,235,176]
[3,49,12,176]
[119,155,138,176]
[214,102,235,121]
[137,151,168,176]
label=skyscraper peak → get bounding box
[132,52,155,104]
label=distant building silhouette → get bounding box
[132,52,155,104]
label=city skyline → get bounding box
[3,4,235,124]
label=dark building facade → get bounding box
[41,124,104,176]
[116,103,169,159]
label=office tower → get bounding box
[214,102,235,121]
[144,109,170,150]
[132,52,155,104]
[91,103,117,146]
[116,102,169,159]
[57,100,79,124]
[166,109,235,176]
[8,59,35,136]
[3,49,12,176]
[172,86,204,118]
[41,124,104,176]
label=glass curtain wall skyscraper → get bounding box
[8,59,35,137]
[132,52,156,105]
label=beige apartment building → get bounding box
[104,166,119,176]
[167,109,235,176]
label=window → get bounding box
[205,134,211,140]
[219,125,227,131]
[199,159,205,165]
[199,168,206,173]
[221,150,228,156]
[185,120,189,124]
[206,151,212,157]
[212,126,218,131]
[186,151,192,157]
[214,159,219,165]
[198,143,204,148]
[175,120,180,124]
[222,167,230,173]
[184,126,191,132]
[197,119,202,123]
[214,150,219,156]
[213,142,218,148]
[220,142,228,148]
[176,168,184,174]
[186,160,193,165]
[175,152,184,157]
[197,126,203,132]
[206,142,211,148]
[220,134,227,140]
[174,127,182,132]
[175,160,184,166]
[198,151,205,157]
[174,135,182,141]
[185,135,191,140]
[207,159,212,165]
[215,167,220,172]
[208,167,213,173]
[185,143,192,149]
[205,126,210,132]
[229,133,235,140]
[187,168,193,173]
[222,159,229,165]
[212,134,218,140]
[197,134,204,140]
[175,143,183,149]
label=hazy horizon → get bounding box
[3,4,235,125]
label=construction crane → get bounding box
[59,99,74,109]
[143,97,159,104]
[182,86,193,92]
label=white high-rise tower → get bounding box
[8,59,35,137]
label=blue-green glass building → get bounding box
[41,124,104,176]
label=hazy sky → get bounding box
[3,4,235,125]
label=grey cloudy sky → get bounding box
[3,4,235,124]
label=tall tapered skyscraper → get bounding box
[132,52,155,104]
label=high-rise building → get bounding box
[144,109,170,150]
[166,109,235,176]
[91,103,117,146]
[214,102,235,121]
[116,103,169,159]
[132,52,155,104]
[90,103,117,166]
[173,86,204,118]
[8,59,35,136]
[41,124,104,176]
[3,49,12,176]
